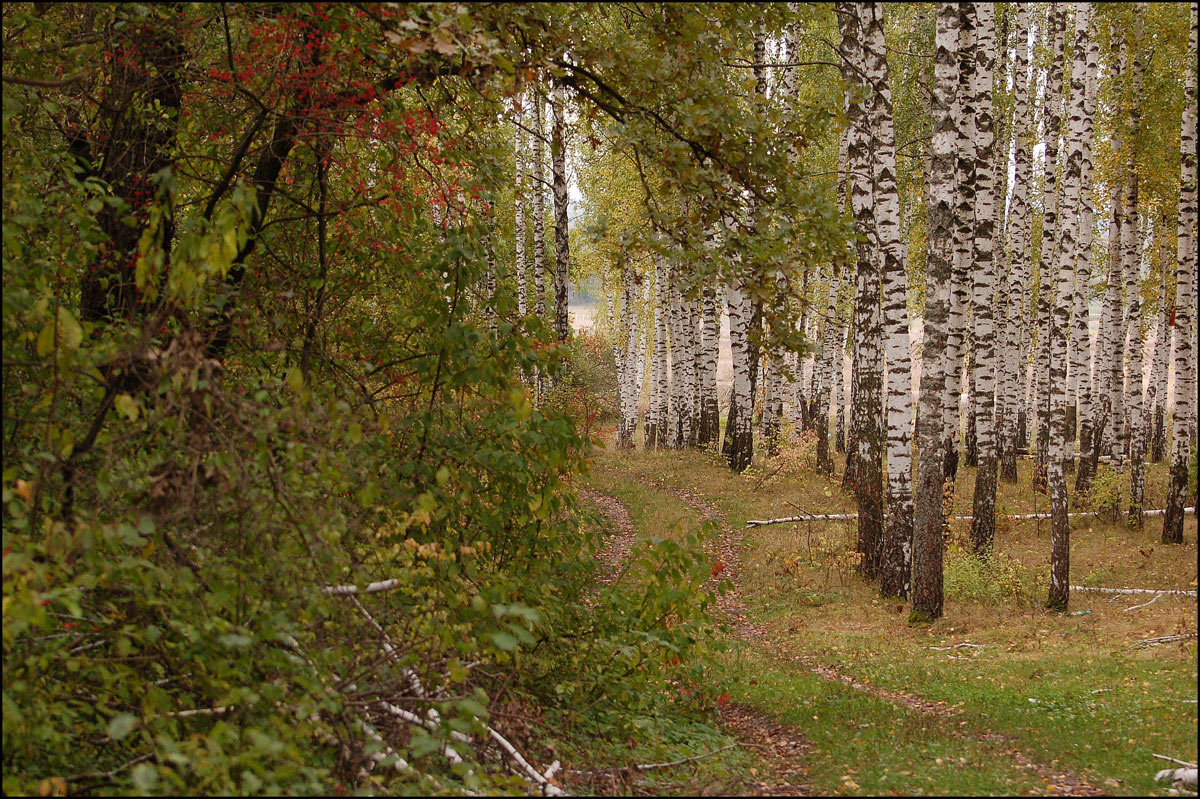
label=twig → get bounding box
[925,643,985,651]
[1155,755,1199,768]
[160,705,235,718]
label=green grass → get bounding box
[581,438,1199,795]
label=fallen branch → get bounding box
[925,643,984,651]
[1070,586,1197,597]
[1155,755,1199,768]
[1132,633,1198,649]
[745,506,1196,528]
[1123,595,1162,612]
[566,744,739,777]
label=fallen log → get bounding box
[1133,633,1198,649]
[1154,755,1198,790]
[745,507,1196,527]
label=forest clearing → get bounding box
[3,2,1197,796]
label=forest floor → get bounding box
[569,431,1198,796]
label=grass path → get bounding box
[581,444,1197,795]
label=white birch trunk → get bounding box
[861,3,914,597]
[513,95,527,317]
[1049,2,1092,612]
[969,2,1000,555]
[1163,2,1198,544]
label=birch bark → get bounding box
[913,1,959,623]
[969,2,1000,557]
[861,2,915,597]
[551,85,571,344]
[514,95,528,317]
[838,1,885,577]
[1048,2,1091,613]
[1163,2,1198,545]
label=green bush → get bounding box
[944,545,1038,606]
[1087,466,1123,522]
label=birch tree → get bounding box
[725,276,755,472]
[616,259,641,449]
[1048,2,1090,613]
[551,84,571,344]
[861,3,914,598]
[1072,16,1102,495]
[514,95,528,317]
[838,0,884,577]
[1163,2,1198,545]
[532,90,548,325]
[697,255,721,448]
[969,2,1000,557]
[944,2,977,485]
[912,1,959,623]
[646,257,669,449]
[1033,5,1067,493]
[1000,4,1033,485]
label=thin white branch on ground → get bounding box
[1133,633,1199,649]
[1071,586,1197,597]
[1122,594,1162,612]
[925,643,985,650]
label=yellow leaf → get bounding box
[285,366,304,394]
[114,394,140,422]
[15,479,34,505]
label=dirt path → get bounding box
[579,488,637,586]
[642,478,1106,797]
[579,488,814,796]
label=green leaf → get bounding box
[490,631,519,651]
[131,764,158,793]
[115,394,140,422]
[107,713,138,741]
[285,366,304,394]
